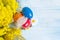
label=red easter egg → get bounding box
[22,19,31,29]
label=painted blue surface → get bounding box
[22,7,33,19]
[17,0,60,40]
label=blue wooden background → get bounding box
[17,0,60,40]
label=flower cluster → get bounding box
[0,0,18,26]
[0,0,23,40]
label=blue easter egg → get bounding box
[22,7,33,19]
